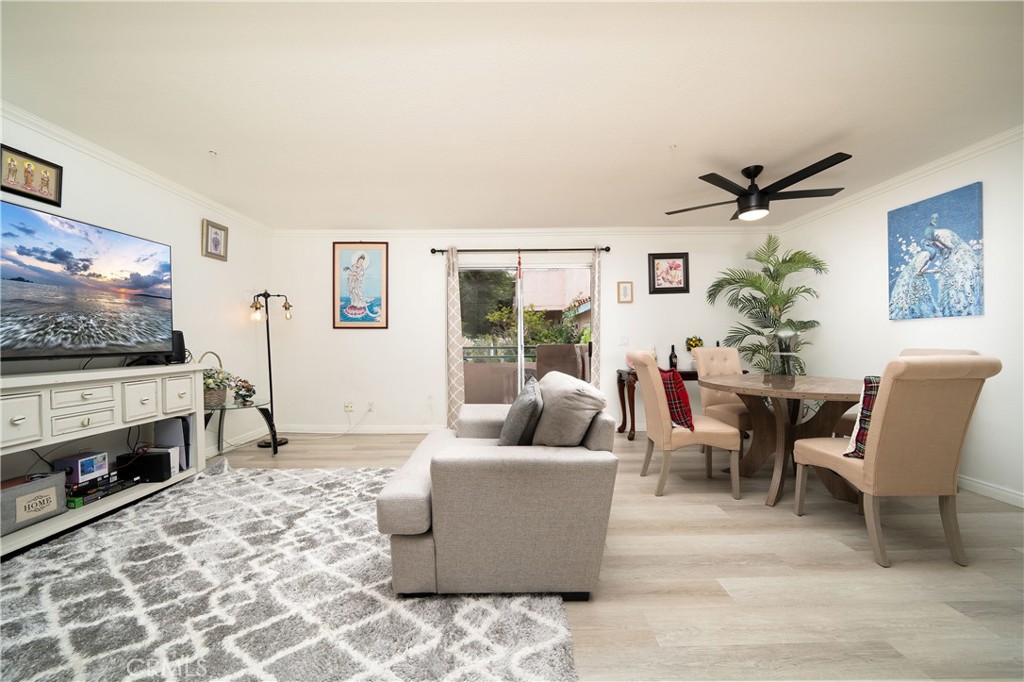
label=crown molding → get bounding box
[778,125,1023,234]
[1,101,273,236]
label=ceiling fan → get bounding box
[665,152,852,221]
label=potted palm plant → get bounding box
[706,235,828,375]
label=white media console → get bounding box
[0,364,206,555]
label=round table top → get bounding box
[206,398,270,411]
[698,373,861,401]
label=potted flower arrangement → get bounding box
[231,378,256,404]
[203,367,235,408]
[685,336,703,369]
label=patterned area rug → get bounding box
[1,462,577,681]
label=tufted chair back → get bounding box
[691,346,745,411]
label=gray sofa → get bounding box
[376,373,618,599]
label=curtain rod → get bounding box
[430,246,610,254]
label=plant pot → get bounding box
[204,387,227,408]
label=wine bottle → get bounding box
[669,344,678,369]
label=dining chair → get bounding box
[794,353,1001,567]
[626,350,742,498]
[691,346,751,456]
[832,349,980,437]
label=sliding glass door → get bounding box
[460,265,592,404]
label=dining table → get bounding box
[697,373,862,507]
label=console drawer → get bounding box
[2,393,43,448]
[51,384,115,410]
[52,407,116,437]
[123,380,160,422]
[163,376,194,413]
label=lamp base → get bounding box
[257,437,289,449]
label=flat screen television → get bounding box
[1,201,173,361]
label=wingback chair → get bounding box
[626,350,741,498]
[833,348,980,437]
[794,353,1001,567]
[691,346,751,452]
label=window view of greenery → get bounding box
[459,269,591,363]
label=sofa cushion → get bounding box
[499,377,544,445]
[844,375,881,459]
[532,371,606,447]
[456,403,510,439]
[660,367,694,430]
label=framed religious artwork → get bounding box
[333,241,388,329]
[2,145,63,207]
[648,252,690,294]
[201,219,229,261]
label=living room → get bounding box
[1,2,1022,680]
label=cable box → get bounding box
[66,476,140,509]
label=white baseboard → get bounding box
[203,426,267,458]
[958,474,1024,508]
[279,424,441,435]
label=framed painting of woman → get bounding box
[332,242,388,329]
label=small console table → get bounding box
[204,399,284,456]
[616,367,698,440]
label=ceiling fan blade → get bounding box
[699,173,748,196]
[730,210,740,221]
[665,199,736,216]
[770,187,844,201]
[760,152,852,195]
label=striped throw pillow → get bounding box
[844,375,881,459]
[659,368,694,431]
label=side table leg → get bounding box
[256,407,285,456]
[626,375,637,441]
[617,373,628,434]
[218,409,226,455]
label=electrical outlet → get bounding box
[368,402,374,412]
[343,401,354,413]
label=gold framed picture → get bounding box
[201,219,228,261]
[617,280,634,303]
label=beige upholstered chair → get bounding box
[626,349,742,498]
[794,353,1001,567]
[691,346,752,452]
[833,348,980,437]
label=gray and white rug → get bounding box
[0,462,577,682]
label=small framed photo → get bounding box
[2,145,63,207]
[648,252,690,294]
[617,281,634,303]
[333,241,388,329]
[201,219,229,261]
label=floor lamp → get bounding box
[250,290,292,449]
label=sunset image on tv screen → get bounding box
[1,202,172,358]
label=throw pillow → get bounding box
[844,375,881,459]
[531,371,606,447]
[498,377,544,446]
[659,368,694,431]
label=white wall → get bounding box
[269,229,761,433]
[783,130,1023,506]
[1,106,276,454]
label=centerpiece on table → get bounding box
[231,378,256,405]
[203,367,235,408]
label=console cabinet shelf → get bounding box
[1,364,206,556]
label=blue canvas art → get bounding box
[332,242,388,328]
[887,182,983,320]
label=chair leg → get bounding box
[655,449,672,496]
[939,495,968,566]
[863,493,890,567]
[730,449,740,500]
[794,462,808,516]
[641,439,654,477]
[705,446,713,479]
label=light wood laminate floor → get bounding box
[218,431,1024,681]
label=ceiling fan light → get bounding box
[738,207,770,221]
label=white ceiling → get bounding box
[2,2,1021,232]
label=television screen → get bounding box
[1,201,173,360]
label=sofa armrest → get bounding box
[582,410,616,452]
[429,445,618,593]
[455,404,510,439]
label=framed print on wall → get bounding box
[201,219,229,261]
[333,241,388,329]
[617,281,634,303]
[2,144,63,207]
[648,252,689,294]
[887,182,983,320]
